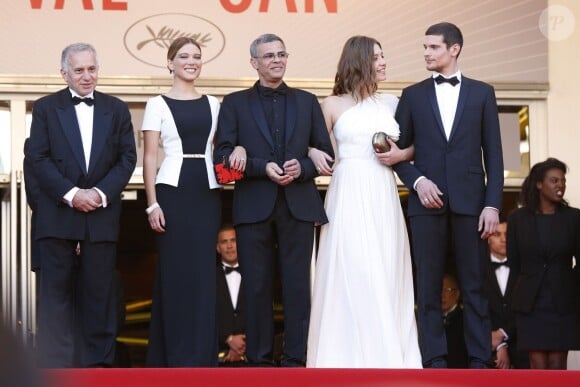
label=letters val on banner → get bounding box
[2,0,547,82]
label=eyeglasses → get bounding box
[254,51,289,61]
[442,287,458,293]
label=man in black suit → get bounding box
[216,225,246,365]
[23,138,41,272]
[485,221,529,369]
[27,43,136,367]
[214,33,333,366]
[394,22,503,368]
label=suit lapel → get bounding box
[489,266,503,298]
[285,88,297,144]
[249,88,274,149]
[88,92,112,175]
[56,91,87,173]
[448,77,470,142]
[427,80,446,139]
[504,269,516,299]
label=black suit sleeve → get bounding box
[298,93,334,182]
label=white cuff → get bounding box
[93,187,107,208]
[146,202,160,215]
[413,176,426,191]
[63,187,80,207]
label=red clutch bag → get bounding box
[214,157,244,184]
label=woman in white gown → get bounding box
[307,36,422,368]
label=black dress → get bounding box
[147,95,221,366]
[515,212,580,351]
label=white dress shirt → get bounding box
[63,89,107,208]
[223,262,241,309]
[412,71,462,190]
[433,71,462,140]
[491,254,509,296]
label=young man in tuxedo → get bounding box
[27,43,136,367]
[393,22,503,368]
[485,221,529,369]
[214,33,334,366]
[216,225,246,365]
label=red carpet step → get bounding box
[44,368,580,387]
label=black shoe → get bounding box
[424,358,447,368]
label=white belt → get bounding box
[182,154,205,158]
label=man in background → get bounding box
[216,225,246,365]
[485,220,529,369]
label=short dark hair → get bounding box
[218,223,235,234]
[250,33,285,58]
[425,22,463,57]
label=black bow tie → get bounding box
[72,96,94,106]
[260,85,288,98]
[492,260,509,270]
[434,75,460,86]
[223,265,240,274]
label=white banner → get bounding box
[1,0,547,82]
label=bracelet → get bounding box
[145,202,160,215]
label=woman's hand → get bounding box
[147,207,166,233]
[229,146,246,172]
[375,140,414,167]
[308,147,334,176]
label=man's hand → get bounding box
[227,334,246,355]
[479,207,499,239]
[266,162,294,186]
[495,345,511,369]
[491,329,505,350]
[224,334,246,362]
[283,159,301,180]
[416,178,444,209]
[71,189,101,212]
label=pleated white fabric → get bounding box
[307,94,422,368]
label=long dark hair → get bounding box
[519,157,568,210]
[332,36,380,100]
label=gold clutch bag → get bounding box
[372,132,391,153]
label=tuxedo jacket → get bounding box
[485,260,517,339]
[394,76,503,216]
[216,266,246,352]
[213,82,334,225]
[507,206,580,314]
[23,138,41,271]
[27,88,137,242]
[444,306,468,368]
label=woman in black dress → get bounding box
[142,37,245,366]
[508,158,580,369]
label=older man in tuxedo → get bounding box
[394,22,503,368]
[214,33,333,366]
[27,43,136,367]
